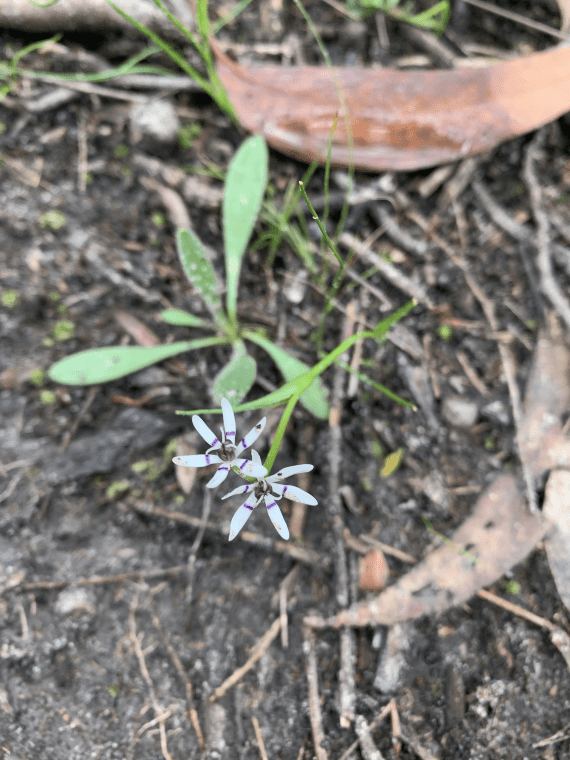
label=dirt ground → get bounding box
[1,1,570,758]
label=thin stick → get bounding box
[303,626,329,760]
[252,715,270,760]
[523,130,570,331]
[151,613,205,750]
[209,617,281,702]
[355,715,385,760]
[21,565,187,592]
[128,587,173,760]
[130,503,328,568]
[477,589,555,632]
[337,702,392,760]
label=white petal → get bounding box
[221,483,254,500]
[192,415,221,448]
[172,453,222,467]
[251,450,262,465]
[221,398,236,444]
[235,417,266,455]
[264,496,289,540]
[235,458,267,478]
[266,463,314,482]
[272,484,318,505]
[206,464,231,488]
[229,494,257,541]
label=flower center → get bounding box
[217,441,237,462]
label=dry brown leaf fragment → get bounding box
[213,42,570,171]
[328,475,548,627]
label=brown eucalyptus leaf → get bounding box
[544,470,570,613]
[327,474,548,628]
[519,333,570,475]
[213,43,570,171]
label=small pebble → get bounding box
[54,587,96,617]
[441,394,478,428]
[359,549,390,591]
[130,99,180,155]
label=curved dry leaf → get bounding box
[544,470,570,612]
[214,42,570,171]
[325,474,548,628]
[519,333,570,475]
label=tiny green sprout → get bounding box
[57,304,67,314]
[106,480,130,499]
[163,438,178,462]
[437,324,453,342]
[114,144,130,158]
[178,123,201,150]
[0,122,6,136]
[40,390,57,405]
[503,579,520,595]
[40,209,66,231]
[152,211,166,228]
[360,475,373,493]
[173,493,185,505]
[1,289,19,308]
[52,319,74,342]
[131,460,151,474]
[29,368,46,387]
[381,447,403,477]
[484,436,496,450]
[121,166,132,176]
[48,291,61,302]
[525,319,537,331]
[556,195,569,205]
[43,337,54,348]
[371,438,383,462]
[84,173,93,185]
[108,685,119,697]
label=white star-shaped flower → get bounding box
[222,451,318,540]
[173,398,267,488]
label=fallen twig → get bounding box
[209,617,281,702]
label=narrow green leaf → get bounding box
[176,229,225,325]
[161,308,208,328]
[372,298,416,341]
[48,337,228,386]
[245,332,329,419]
[211,342,257,406]
[223,135,268,325]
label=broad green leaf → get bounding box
[212,341,257,407]
[223,135,268,325]
[176,229,225,325]
[48,337,228,385]
[245,332,329,419]
[161,308,208,328]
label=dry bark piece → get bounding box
[544,470,570,613]
[213,42,570,171]
[325,474,548,627]
[0,0,183,36]
[518,333,570,475]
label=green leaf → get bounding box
[244,332,329,419]
[160,308,208,328]
[176,229,225,326]
[211,341,256,406]
[48,337,229,385]
[223,135,268,325]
